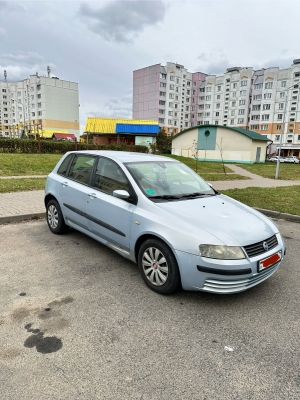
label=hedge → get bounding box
[0,139,149,154]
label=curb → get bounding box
[0,212,45,225]
[0,209,299,225]
[255,208,300,223]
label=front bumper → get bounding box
[174,237,285,294]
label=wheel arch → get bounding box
[44,193,58,208]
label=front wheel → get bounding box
[138,239,181,294]
[46,199,68,234]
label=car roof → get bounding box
[68,151,179,163]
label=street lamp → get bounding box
[275,83,298,179]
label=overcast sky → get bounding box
[1,0,300,132]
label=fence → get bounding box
[0,138,149,154]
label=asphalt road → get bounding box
[0,218,299,400]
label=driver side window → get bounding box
[92,158,130,195]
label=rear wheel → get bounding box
[46,199,68,234]
[138,238,181,294]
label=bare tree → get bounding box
[216,138,226,175]
[190,139,199,173]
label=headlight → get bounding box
[199,245,245,260]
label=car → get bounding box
[283,156,300,164]
[45,151,285,295]
[267,156,285,162]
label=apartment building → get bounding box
[0,74,79,138]
[133,60,300,156]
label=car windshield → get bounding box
[125,161,216,201]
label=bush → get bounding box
[0,139,149,154]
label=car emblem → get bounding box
[263,241,269,251]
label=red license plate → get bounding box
[258,252,281,272]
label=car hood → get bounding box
[156,194,278,246]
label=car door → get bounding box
[85,157,137,252]
[58,154,96,232]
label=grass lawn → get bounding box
[237,162,300,180]
[0,178,46,193]
[222,186,300,216]
[165,154,233,173]
[0,154,62,176]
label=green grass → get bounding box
[222,186,300,216]
[0,154,62,176]
[200,174,250,181]
[164,155,233,173]
[237,162,300,180]
[0,178,46,193]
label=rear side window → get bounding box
[57,154,73,176]
[68,155,95,185]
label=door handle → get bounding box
[61,182,68,187]
[88,193,97,199]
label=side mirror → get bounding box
[113,190,130,199]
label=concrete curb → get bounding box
[0,209,299,225]
[0,212,45,225]
[255,208,300,223]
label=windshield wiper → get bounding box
[177,192,216,199]
[149,194,181,200]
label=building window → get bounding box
[159,91,165,97]
[215,112,219,116]
[241,80,247,86]
[205,104,210,109]
[275,134,280,140]
[253,94,262,100]
[169,102,173,107]
[205,112,210,117]
[38,111,42,116]
[263,104,271,110]
[186,106,189,111]
[238,109,245,115]
[216,94,221,99]
[31,112,35,117]
[281,81,287,87]
[168,111,173,116]
[251,124,259,130]
[264,93,272,99]
[254,83,263,90]
[199,88,205,92]
[231,101,236,106]
[159,109,165,114]
[232,92,236,97]
[217,85,221,91]
[240,90,247,96]
[206,86,212,92]
[231,110,235,116]
[233,83,237,89]
[239,99,246,105]
[278,103,284,109]
[169,93,174,99]
[261,125,269,130]
[277,114,283,120]
[230,119,235,124]
[276,125,282,130]
[280,92,285,98]
[159,100,165,105]
[251,115,260,120]
[158,118,164,123]
[261,114,269,120]
[170,75,175,81]
[160,82,166,88]
[168,119,172,124]
[252,105,261,111]
[238,118,244,124]
[265,82,273,89]
[38,102,42,108]
[169,84,174,90]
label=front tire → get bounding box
[46,199,68,234]
[138,238,181,294]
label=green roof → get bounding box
[172,125,271,142]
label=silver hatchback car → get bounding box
[45,151,285,295]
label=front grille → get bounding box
[243,235,278,258]
[203,264,279,293]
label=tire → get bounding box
[46,199,68,234]
[138,238,181,295]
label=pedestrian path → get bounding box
[0,166,300,224]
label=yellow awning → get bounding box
[84,118,158,134]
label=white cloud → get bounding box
[78,0,167,43]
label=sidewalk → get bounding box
[0,166,300,224]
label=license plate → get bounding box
[258,252,281,272]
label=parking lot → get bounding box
[0,218,299,399]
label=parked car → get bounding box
[283,156,300,164]
[267,156,285,162]
[45,151,285,295]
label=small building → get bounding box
[52,133,76,141]
[84,118,159,147]
[172,125,271,163]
